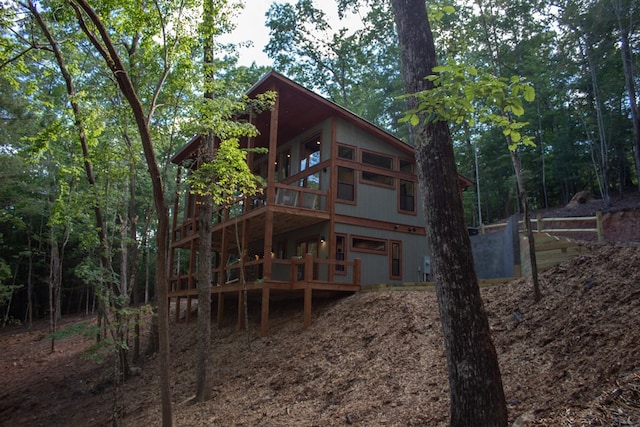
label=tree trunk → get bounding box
[195,0,216,401]
[391,0,507,425]
[510,150,541,302]
[69,0,174,423]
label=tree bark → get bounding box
[391,0,507,425]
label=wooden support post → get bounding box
[304,253,313,282]
[303,286,312,329]
[186,296,192,323]
[216,292,224,328]
[237,289,245,331]
[260,287,270,337]
[596,211,604,242]
[354,258,362,286]
[174,296,180,323]
[536,214,543,233]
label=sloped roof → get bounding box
[171,70,414,164]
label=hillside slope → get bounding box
[1,243,638,426]
[123,243,639,426]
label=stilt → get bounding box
[175,296,180,323]
[237,289,245,331]
[303,286,312,329]
[260,287,270,337]
[217,292,224,328]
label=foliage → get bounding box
[400,63,536,150]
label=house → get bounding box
[168,70,472,335]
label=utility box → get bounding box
[423,255,431,281]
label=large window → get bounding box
[300,136,321,171]
[399,179,416,213]
[337,166,355,202]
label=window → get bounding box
[362,150,393,170]
[362,170,394,187]
[335,234,346,274]
[390,241,402,279]
[399,159,414,173]
[276,149,291,181]
[300,136,321,171]
[338,145,355,160]
[351,236,387,254]
[399,180,416,213]
[337,167,355,202]
[299,172,320,190]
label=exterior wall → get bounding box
[334,223,429,286]
[244,116,430,286]
[333,118,424,227]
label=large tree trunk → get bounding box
[194,0,217,401]
[390,1,507,425]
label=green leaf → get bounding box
[524,86,536,102]
[410,114,420,126]
[511,103,525,116]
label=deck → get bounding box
[169,253,361,336]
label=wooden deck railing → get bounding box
[169,253,361,295]
[480,211,604,242]
[172,184,328,243]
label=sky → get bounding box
[221,0,363,67]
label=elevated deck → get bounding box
[169,253,361,335]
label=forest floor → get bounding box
[1,196,639,427]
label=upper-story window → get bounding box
[276,149,291,182]
[362,150,393,170]
[399,179,416,213]
[300,135,321,171]
[399,158,414,174]
[337,144,355,160]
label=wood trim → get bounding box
[350,234,388,255]
[335,213,426,235]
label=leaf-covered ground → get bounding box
[2,241,639,427]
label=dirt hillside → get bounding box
[2,242,638,426]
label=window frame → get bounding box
[350,235,388,255]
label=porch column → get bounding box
[263,85,279,281]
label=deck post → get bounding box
[304,253,313,282]
[536,214,543,232]
[186,296,192,323]
[303,286,312,329]
[216,292,224,328]
[354,258,362,286]
[596,211,604,242]
[260,287,270,337]
[174,296,180,323]
[237,289,245,331]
